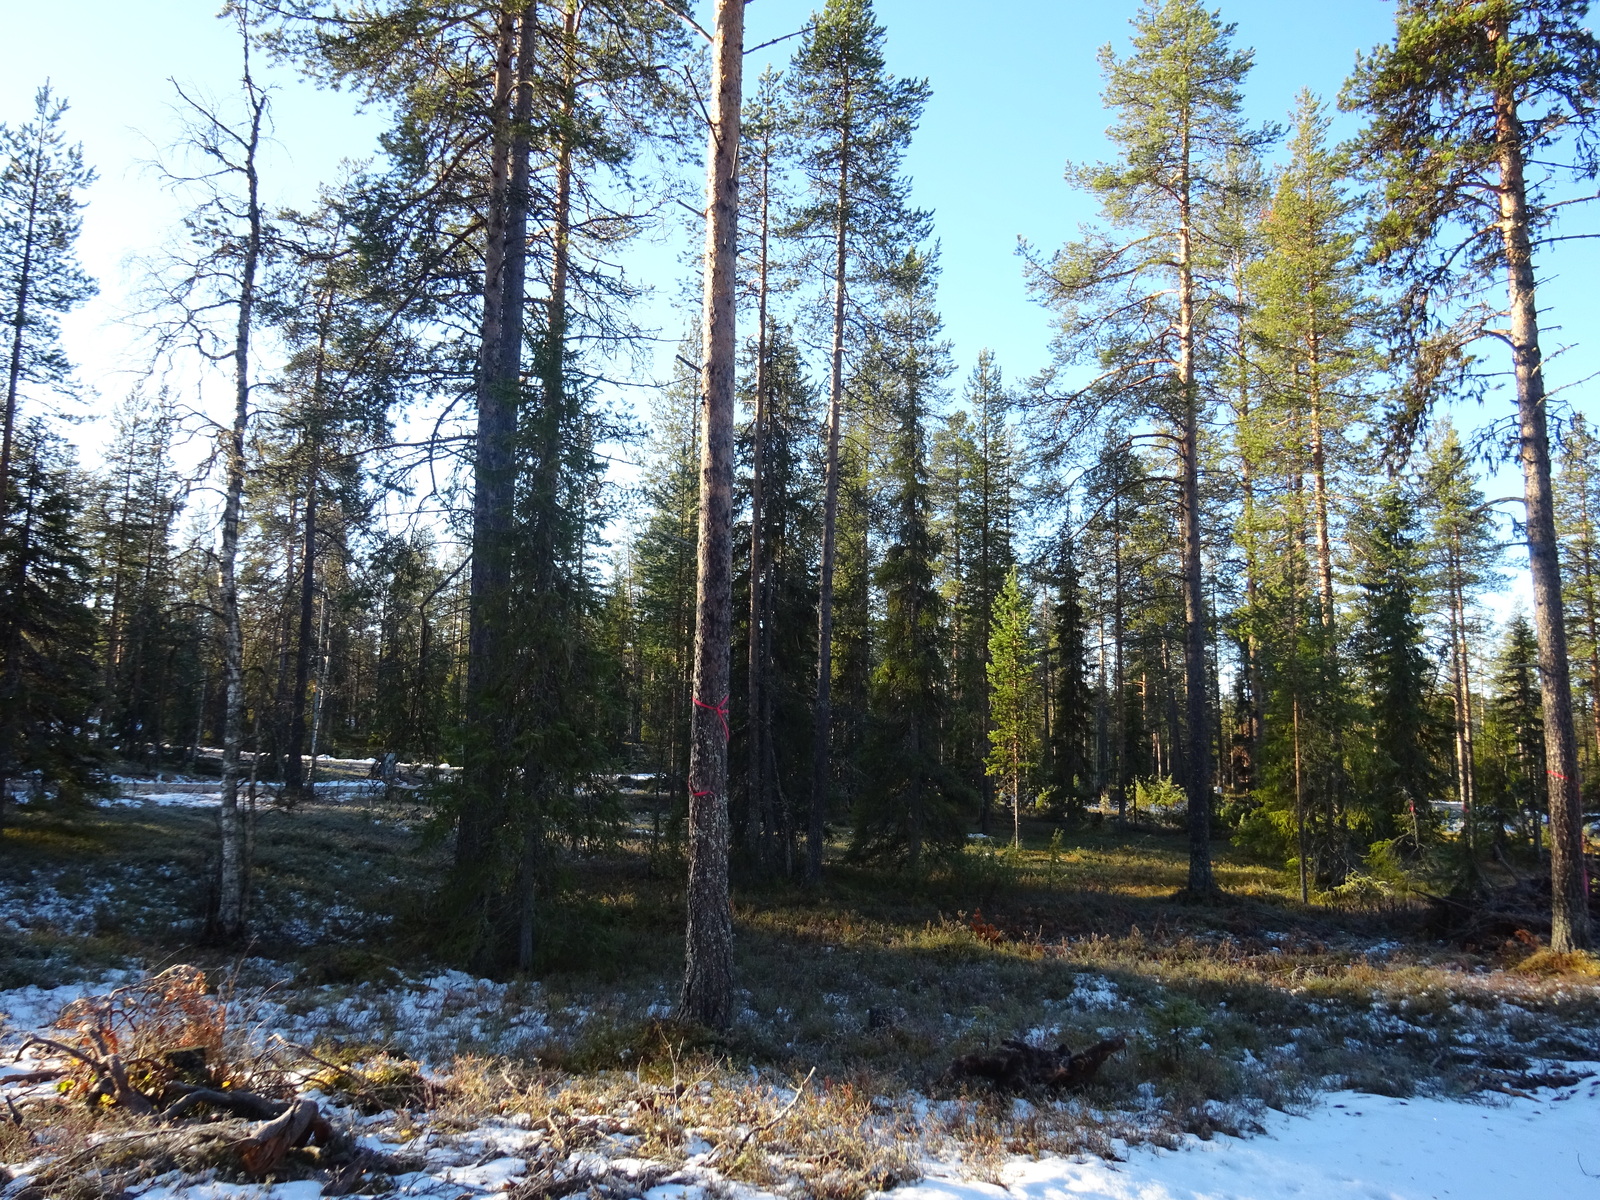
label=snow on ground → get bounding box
[893,1080,1600,1200]
[5,966,1600,1199]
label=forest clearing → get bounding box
[4,0,1600,1194]
[3,781,1600,1197]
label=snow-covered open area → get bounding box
[900,1084,1600,1200]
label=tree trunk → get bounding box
[747,128,772,867]
[682,0,742,1029]
[503,0,539,972]
[283,473,316,804]
[213,71,266,942]
[0,118,46,528]
[1494,83,1590,950]
[810,119,851,886]
[456,4,519,880]
[1176,136,1215,895]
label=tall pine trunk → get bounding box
[682,0,742,1028]
[284,301,329,806]
[747,131,772,867]
[810,127,849,886]
[1176,138,1215,896]
[457,5,519,883]
[1493,81,1590,950]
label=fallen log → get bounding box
[945,1035,1126,1091]
[160,1083,287,1123]
[238,1098,333,1176]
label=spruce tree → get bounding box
[85,392,186,763]
[0,423,100,824]
[0,85,96,524]
[1484,613,1547,853]
[1346,0,1600,949]
[1045,532,1093,816]
[1349,485,1446,849]
[1557,415,1600,797]
[849,246,961,870]
[987,566,1040,849]
[1027,0,1276,895]
[1421,421,1503,853]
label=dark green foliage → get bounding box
[850,249,965,869]
[1480,615,1547,848]
[84,393,194,765]
[1349,486,1448,847]
[0,85,97,408]
[1044,533,1093,816]
[0,424,100,811]
[735,329,821,865]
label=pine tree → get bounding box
[1345,0,1600,949]
[0,85,96,525]
[0,422,100,824]
[1250,90,1375,631]
[1027,0,1276,895]
[987,567,1040,848]
[788,0,930,882]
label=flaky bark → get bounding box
[682,0,742,1029]
[1493,81,1590,950]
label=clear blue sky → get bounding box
[2,0,1595,615]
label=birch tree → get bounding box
[145,12,272,940]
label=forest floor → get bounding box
[1,781,1598,1198]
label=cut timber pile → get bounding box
[1423,873,1600,948]
[1,966,381,1194]
[945,1035,1127,1091]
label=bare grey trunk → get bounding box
[214,61,267,941]
[1494,84,1590,950]
[682,0,742,1029]
[809,139,849,886]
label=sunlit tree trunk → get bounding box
[682,0,742,1028]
